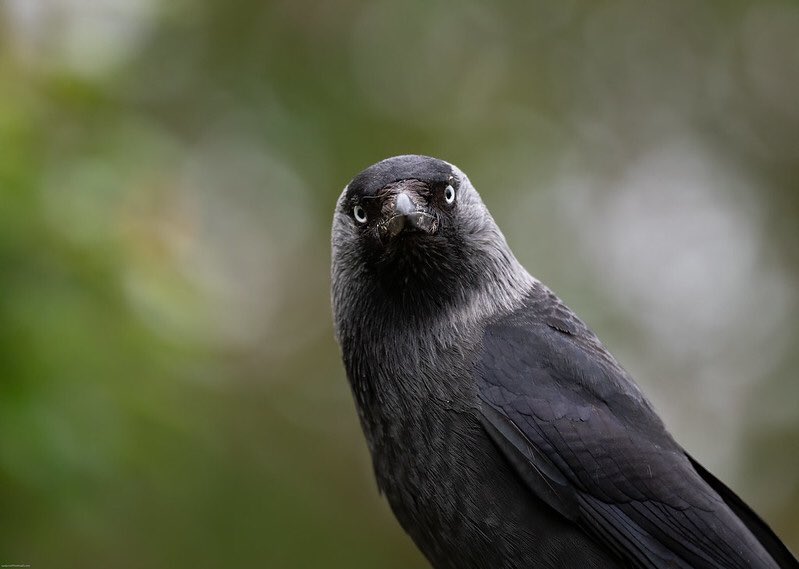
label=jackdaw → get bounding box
[331,154,798,569]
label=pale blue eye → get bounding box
[444,185,455,204]
[353,205,367,223]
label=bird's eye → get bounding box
[353,204,367,223]
[444,185,456,205]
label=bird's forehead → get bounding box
[346,155,453,200]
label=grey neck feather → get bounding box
[331,185,536,347]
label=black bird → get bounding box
[330,155,798,569]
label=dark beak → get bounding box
[380,191,436,239]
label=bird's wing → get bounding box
[476,292,796,569]
[685,453,799,569]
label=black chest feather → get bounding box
[341,325,621,569]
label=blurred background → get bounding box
[1,0,798,567]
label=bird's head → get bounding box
[332,155,526,325]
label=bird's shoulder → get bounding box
[481,283,654,419]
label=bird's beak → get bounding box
[379,191,436,240]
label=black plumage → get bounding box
[330,155,798,569]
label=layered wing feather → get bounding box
[477,289,796,569]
